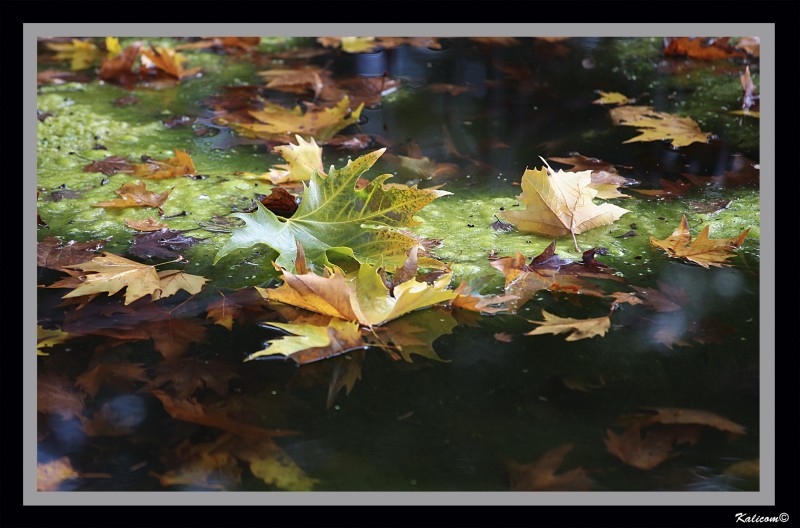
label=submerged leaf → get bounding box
[92,181,172,214]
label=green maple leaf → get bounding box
[214,149,450,271]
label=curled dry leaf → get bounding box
[649,215,749,268]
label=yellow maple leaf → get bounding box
[62,252,162,305]
[592,91,633,106]
[262,135,325,184]
[609,105,711,148]
[248,319,363,363]
[526,310,611,341]
[499,158,629,251]
[153,270,208,300]
[257,259,457,328]
[649,215,749,268]
[45,39,100,70]
[231,96,364,142]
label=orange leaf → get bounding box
[650,215,749,268]
[92,181,172,213]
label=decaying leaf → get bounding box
[609,105,711,148]
[257,187,300,218]
[37,236,108,270]
[92,181,172,214]
[499,158,629,251]
[649,215,749,268]
[82,155,137,176]
[525,310,611,341]
[215,148,450,272]
[153,270,208,299]
[124,216,168,231]
[490,241,622,311]
[129,228,205,260]
[508,443,592,491]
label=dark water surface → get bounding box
[36,37,760,492]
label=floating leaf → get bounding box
[133,149,197,179]
[499,158,629,251]
[215,149,450,272]
[140,46,201,79]
[61,252,162,305]
[230,96,364,143]
[92,181,172,214]
[262,135,324,185]
[37,236,107,270]
[129,228,205,260]
[124,216,168,231]
[526,310,611,341]
[250,319,364,364]
[592,91,633,106]
[609,106,711,148]
[82,155,136,176]
[650,215,749,268]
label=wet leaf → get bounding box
[215,149,450,272]
[140,46,201,79]
[231,437,319,491]
[75,362,149,397]
[230,96,364,143]
[630,407,746,435]
[38,372,85,420]
[98,43,141,88]
[257,187,300,218]
[649,215,749,268]
[260,256,457,328]
[494,332,513,343]
[499,158,629,251]
[37,69,92,85]
[92,181,172,214]
[526,310,611,341]
[37,457,79,491]
[152,270,208,299]
[129,228,205,260]
[681,154,759,188]
[508,443,592,491]
[609,105,712,148]
[37,236,108,270]
[61,252,162,305]
[132,149,197,179]
[261,135,324,185]
[450,281,518,315]
[548,153,636,199]
[251,319,364,364]
[176,37,261,52]
[629,178,693,200]
[124,216,168,231]
[82,155,137,176]
[365,306,458,363]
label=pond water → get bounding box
[36,36,760,493]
